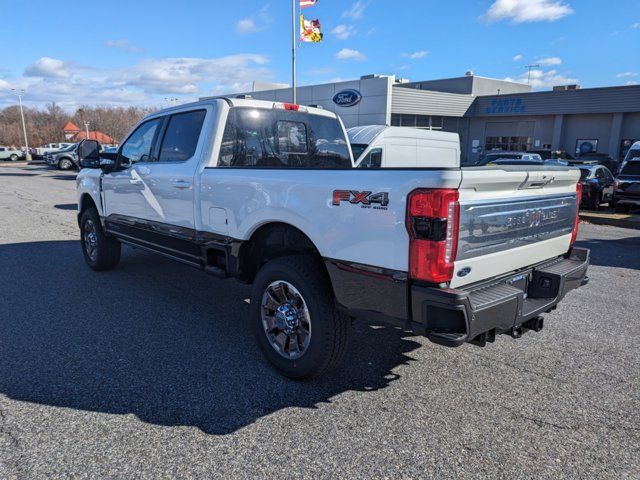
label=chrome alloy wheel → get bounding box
[83,219,98,262]
[261,281,312,359]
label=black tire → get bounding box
[614,204,630,214]
[250,255,350,379]
[588,192,602,210]
[80,208,121,271]
[9,154,18,162]
[58,157,73,170]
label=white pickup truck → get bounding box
[75,97,589,379]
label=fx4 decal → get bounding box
[332,190,389,210]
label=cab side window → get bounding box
[158,110,206,163]
[595,168,605,179]
[358,148,382,168]
[119,118,163,168]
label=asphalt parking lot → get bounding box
[0,164,638,479]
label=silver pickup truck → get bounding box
[75,97,589,378]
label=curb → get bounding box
[580,212,640,230]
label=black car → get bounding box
[612,160,640,213]
[570,153,618,175]
[577,165,615,210]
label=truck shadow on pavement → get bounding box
[0,240,421,435]
[575,233,640,270]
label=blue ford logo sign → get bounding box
[333,89,362,107]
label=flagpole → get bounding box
[292,0,297,104]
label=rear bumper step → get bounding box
[410,247,590,347]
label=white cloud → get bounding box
[616,72,638,78]
[508,68,578,89]
[402,51,429,59]
[513,54,523,61]
[335,48,366,61]
[627,81,639,86]
[24,57,70,78]
[236,18,257,34]
[1,54,273,110]
[484,0,573,23]
[236,5,271,34]
[538,56,562,66]
[105,39,143,53]
[342,1,367,20]
[331,24,357,40]
[631,22,640,29]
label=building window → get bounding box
[390,114,443,130]
[485,135,533,152]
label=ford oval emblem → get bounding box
[332,89,362,107]
[457,267,472,278]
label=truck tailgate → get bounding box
[451,166,580,288]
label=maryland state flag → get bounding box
[300,15,323,43]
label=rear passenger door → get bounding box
[140,108,208,231]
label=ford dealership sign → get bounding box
[333,89,362,107]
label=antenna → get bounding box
[523,64,541,85]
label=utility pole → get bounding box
[84,122,90,139]
[523,64,541,85]
[11,89,31,161]
[291,0,297,104]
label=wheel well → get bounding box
[78,194,97,226]
[237,222,327,284]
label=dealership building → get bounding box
[232,74,640,165]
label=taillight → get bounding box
[406,189,460,283]
[570,182,582,246]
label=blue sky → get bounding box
[0,0,639,109]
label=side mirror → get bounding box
[78,140,101,168]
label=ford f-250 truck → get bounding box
[75,97,589,379]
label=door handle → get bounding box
[172,180,192,190]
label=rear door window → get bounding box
[217,107,351,168]
[158,110,206,163]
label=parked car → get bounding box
[478,152,544,166]
[32,143,73,159]
[44,143,78,170]
[0,146,25,162]
[527,149,574,161]
[612,159,640,213]
[569,153,618,175]
[348,126,459,168]
[74,97,588,379]
[577,165,615,210]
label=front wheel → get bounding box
[588,192,602,210]
[58,158,74,170]
[80,208,121,271]
[9,154,18,162]
[250,255,350,379]
[614,204,631,214]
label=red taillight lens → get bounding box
[406,189,460,283]
[570,182,582,246]
[283,103,300,111]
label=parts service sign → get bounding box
[333,89,362,107]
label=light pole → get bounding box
[11,88,31,161]
[84,122,90,139]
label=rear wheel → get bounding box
[80,208,121,271]
[250,255,350,379]
[58,158,73,170]
[588,191,602,210]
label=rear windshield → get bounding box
[578,168,591,180]
[620,161,640,176]
[218,107,351,168]
[626,149,640,161]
